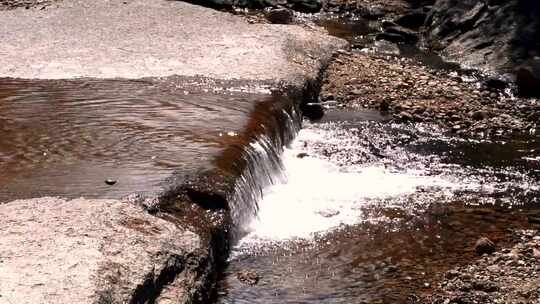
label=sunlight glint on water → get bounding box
[238,129,461,244]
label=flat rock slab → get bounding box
[0,197,204,304]
[0,0,345,82]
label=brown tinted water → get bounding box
[316,16,469,73]
[0,77,274,202]
[217,205,539,303]
[314,16,375,46]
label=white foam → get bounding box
[239,133,457,244]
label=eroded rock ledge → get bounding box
[0,198,209,304]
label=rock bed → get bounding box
[320,51,539,137]
[416,230,540,304]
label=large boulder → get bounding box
[424,0,540,97]
[0,198,208,304]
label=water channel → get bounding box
[0,13,538,304]
[214,16,540,303]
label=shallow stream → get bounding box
[0,77,272,202]
[0,13,538,304]
[215,114,539,303]
[214,17,540,303]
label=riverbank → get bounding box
[225,2,539,138]
[320,51,538,137]
[315,12,539,303]
[313,11,540,304]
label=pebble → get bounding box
[236,269,260,286]
[474,237,496,255]
[105,179,117,186]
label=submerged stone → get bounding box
[236,269,260,285]
[474,237,496,255]
[105,179,117,186]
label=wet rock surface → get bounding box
[0,197,207,304]
[321,51,539,136]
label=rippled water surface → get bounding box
[0,78,269,202]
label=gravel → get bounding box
[416,230,540,304]
[320,51,539,137]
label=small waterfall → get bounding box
[153,91,303,243]
[227,106,301,238]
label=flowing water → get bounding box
[0,77,278,203]
[1,14,538,304]
[215,113,539,303]
[214,17,540,303]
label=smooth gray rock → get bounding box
[0,0,344,83]
[0,198,204,304]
